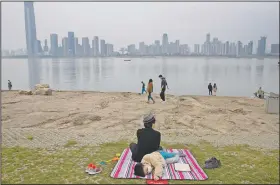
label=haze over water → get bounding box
[2,57,279,97]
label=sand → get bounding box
[1,91,279,149]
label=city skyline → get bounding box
[2,2,279,51]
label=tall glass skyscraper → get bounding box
[257,37,267,56]
[24,2,37,56]
[50,34,58,56]
[68,32,75,56]
[162,33,169,54]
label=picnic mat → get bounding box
[110,148,208,180]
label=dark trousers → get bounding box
[160,88,166,101]
[129,142,163,161]
[209,90,212,95]
[148,93,155,102]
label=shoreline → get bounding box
[1,89,259,99]
[2,91,279,150]
[2,55,279,60]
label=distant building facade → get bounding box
[24,2,37,56]
[50,34,58,56]
[68,32,75,56]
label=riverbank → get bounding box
[1,91,279,149]
[2,55,279,59]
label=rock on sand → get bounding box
[35,84,50,90]
[18,90,33,95]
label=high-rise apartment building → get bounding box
[74,37,79,56]
[154,40,161,55]
[248,41,253,55]
[43,39,49,53]
[194,44,200,54]
[271,44,279,54]
[128,44,136,55]
[82,37,90,56]
[257,36,266,56]
[139,42,145,55]
[162,33,169,54]
[24,2,37,56]
[93,36,99,57]
[62,37,69,57]
[100,39,106,56]
[50,34,58,56]
[68,32,75,56]
[237,41,243,56]
[106,44,114,56]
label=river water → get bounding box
[1,57,279,97]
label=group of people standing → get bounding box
[208,83,218,96]
[141,75,168,104]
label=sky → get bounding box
[2,2,279,51]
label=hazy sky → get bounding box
[2,2,279,51]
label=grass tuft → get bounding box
[64,140,78,147]
[26,135,33,140]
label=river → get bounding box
[1,57,279,97]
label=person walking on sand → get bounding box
[8,80,12,91]
[257,87,264,99]
[147,79,155,104]
[158,75,168,102]
[213,83,217,96]
[208,83,213,95]
[141,81,147,94]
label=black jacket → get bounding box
[208,84,212,90]
[132,128,161,162]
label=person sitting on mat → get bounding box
[129,113,162,162]
[134,150,185,180]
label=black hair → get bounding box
[159,75,162,78]
[134,163,146,177]
[149,79,153,83]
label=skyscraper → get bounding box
[24,2,37,56]
[82,37,90,56]
[257,36,266,56]
[271,44,279,54]
[68,32,75,56]
[50,34,58,56]
[154,40,161,55]
[194,44,200,54]
[62,37,68,57]
[206,33,210,43]
[248,41,253,55]
[100,39,106,56]
[139,42,145,55]
[225,41,230,55]
[34,40,42,54]
[128,44,136,55]
[74,37,79,56]
[93,36,99,57]
[106,44,114,56]
[175,40,180,54]
[43,39,49,53]
[237,41,243,56]
[162,33,169,54]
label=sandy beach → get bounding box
[1,91,279,149]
